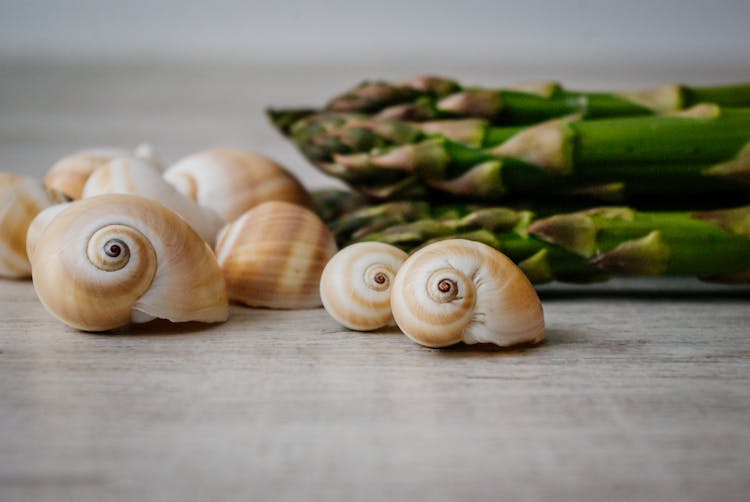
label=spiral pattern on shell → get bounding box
[215,201,337,309]
[164,148,312,222]
[390,239,545,348]
[30,194,228,331]
[320,242,408,331]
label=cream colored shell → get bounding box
[0,173,55,278]
[391,239,545,348]
[26,203,69,261]
[215,201,337,309]
[30,194,229,331]
[43,144,160,200]
[320,242,408,331]
[82,156,224,245]
[164,148,311,222]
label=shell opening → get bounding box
[364,263,393,292]
[86,225,137,272]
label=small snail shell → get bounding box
[0,173,55,278]
[164,148,312,222]
[82,157,224,245]
[320,242,408,331]
[44,144,160,200]
[30,194,229,331]
[391,239,545,348]
[215,201,337,309]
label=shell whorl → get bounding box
[31,194,228,331]
[82,156,224,245]
[0,173,54,278]
[215,201,337,309]
[320,242,408,331]
[164,148,312,222]
[85,225,149,274]
[391,239,545,348]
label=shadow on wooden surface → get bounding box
[96,319,227,337]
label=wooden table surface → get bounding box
[1,60,749,501]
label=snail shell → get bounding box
[30,194,229,331]
[164,148,312,222]
[391,239,545,348]
[0,173,55,278]
[215,201,337,309]
[320,242,408,331]
[44,144,160,200]
[82,156,224,245]
[26,202,69,261]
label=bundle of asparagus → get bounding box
[273,76,750,284]
[316,193,750,284]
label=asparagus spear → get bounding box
[304,105,750,200]
[325,76,750,124]
[331,201,750,284]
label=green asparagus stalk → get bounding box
[303,105,750,201]
[331,202,750,284]
[324,76,750,124]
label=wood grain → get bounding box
[1,60,749,501]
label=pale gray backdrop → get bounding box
[1,0,749,67]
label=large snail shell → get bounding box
[391,239,545,348]
[44,145,160,200]
[215,201,337,309]
[82,157,224,245]
[320,242,408,331]
[164,148,312,222]
[0,173,55,278]
[31,194,229,331]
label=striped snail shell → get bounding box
[164,148,312,222]
[43,144,160,200]
[390,239,545,348]
[320,242,408,331]
[30,194,229,331]
[215,201,337,309]
[82,156,223,245]
[0,173,56,278]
